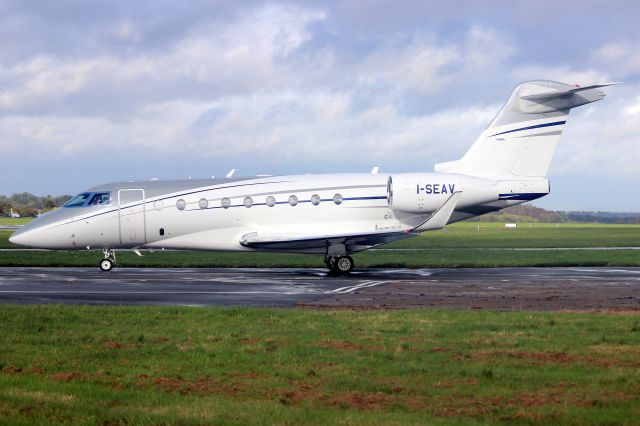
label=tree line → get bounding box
[0,193,72,217]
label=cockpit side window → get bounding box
[88,192,111,206]
[63,193,92,207]
[63,192,111,207]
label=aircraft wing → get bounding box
[240,229,417,254]
[240,192,462,254]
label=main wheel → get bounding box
[335,256,354,274]
[99,258,113,272]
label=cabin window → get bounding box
[221,197,231,209]
[176,199,186,210]
[266,196,276,207]
[154,201,164,211]
[288,195,298,206]
[159,228,165,236]
[244,196,253,208]
[311,194,321,205]
[199,198,208,209]
[333,193,343,205]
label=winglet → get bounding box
[370,166,380,174]
[413,191,462,232]
[225,169,237,178]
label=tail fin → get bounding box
[435,80,615,178]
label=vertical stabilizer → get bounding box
[435,80,613,178]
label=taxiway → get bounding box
[0,267,639,310]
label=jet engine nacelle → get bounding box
[387,173,499,214]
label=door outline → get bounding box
[118,189,146,246]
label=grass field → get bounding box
[1,306,638,425]
[0,217,31,226]
[1,222,639,267]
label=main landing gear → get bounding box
[99,248,116,272]
[325,255,354,274]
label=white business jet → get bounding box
[10,80,614,273]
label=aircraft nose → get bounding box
[8,219,50,248]
[9,228,31,247]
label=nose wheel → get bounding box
[325,255,354,274]
[99,249,116,272]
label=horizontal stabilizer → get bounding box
[521,82,619,100]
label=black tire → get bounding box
[99,258,113,272]
[335,256,354,274]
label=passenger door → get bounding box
[118,189,146,246]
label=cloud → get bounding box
[0,14,512,167]
[0,5,326,117]
[551,84,640,177]
[356,26,513,95]
[591,42,640,78]
[509,65,611,86]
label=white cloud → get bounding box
[0,5,326,115]
[0,14,513,170]
[509,65,610,86]
[0,88,498,172]
[357,26,513,94]
[551,84,640,177]
[591,42,640,77]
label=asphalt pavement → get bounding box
[1,267,639,310]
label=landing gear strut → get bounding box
[99,248,116,272]
[325,255,354,274]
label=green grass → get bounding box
[393,222,640,249]
[0,306,638,424]
[2,223,640,267]
[1,246,639,268]
[0,217,31,225]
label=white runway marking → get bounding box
[327,280,389,294]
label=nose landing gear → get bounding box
[325,255,354,274]
[99,248,116,272]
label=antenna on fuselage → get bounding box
[225,169,237,178]
[370,166,380,174]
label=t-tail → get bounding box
[435,80,616,178]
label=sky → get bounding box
[1,0,639,211]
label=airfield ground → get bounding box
[1,219,639,424]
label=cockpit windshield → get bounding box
[63,192,111,207]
